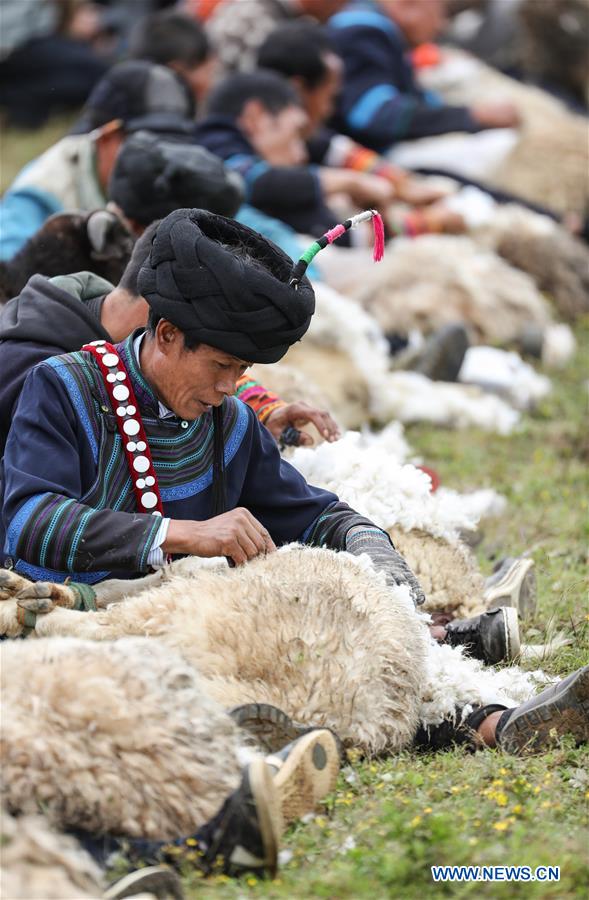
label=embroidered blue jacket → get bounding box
[1,332,337,583]
[328,3,481,152]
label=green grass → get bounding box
[2,121,588,899]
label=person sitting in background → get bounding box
[256,21,466,233]
[194,70,395,239]
[0,61,195,261]
[0,0,108,128]
[128,9,218,109]
[328,0,520,154]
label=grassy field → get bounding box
[1,124,588,899]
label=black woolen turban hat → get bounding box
[137,208,315,364]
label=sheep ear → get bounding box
[87,209,133,261]
[87,209,117,255]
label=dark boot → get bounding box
[446,607,520,664]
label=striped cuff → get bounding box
[146,518,171,568]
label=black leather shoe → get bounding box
[446,607,520,664]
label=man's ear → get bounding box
[237,99,265,137]
[156,319,182,352]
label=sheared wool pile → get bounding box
[290,431,498,543]
[418,49,588,215]
[282,282,524,432]
[445,191,589,322]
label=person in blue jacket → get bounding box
[0,208,421,595]
[327,0,520,153]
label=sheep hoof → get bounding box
[0,570,31,601]
[16,596,54,614]
[17,582,55,600]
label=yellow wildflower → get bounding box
[495,792,508,807]
[493,822,509,832]
[424,807,433,814]
[410,816,422,827]
[512,804,523,815]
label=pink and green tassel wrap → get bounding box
[289,209,385,286]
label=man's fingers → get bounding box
[294,408,341,441]
[297,430,315,446]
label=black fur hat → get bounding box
[109,131,244,224]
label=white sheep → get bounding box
[0,808,103,899]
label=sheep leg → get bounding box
[93,567,168,607]
[0,570,33,601]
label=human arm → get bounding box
[235,375,340,445]
[304,500,425,605]
[2,363,163,578]
[330,23,483,151]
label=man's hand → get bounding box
[470,101,521,129]
[421,204,466,234]
[163,509,277,566]
[265,402,341,446]
[392,176,449,207]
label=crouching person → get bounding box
[0,209,420,601]
[0,209,517,663]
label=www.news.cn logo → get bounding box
[431,865,560,883]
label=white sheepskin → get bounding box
[1,637,243,838]
[2,548,430,756]
[373,371,521,432]
[0,808,103,899]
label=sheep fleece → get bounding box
[1,637,243,838]
[6,548,429,756]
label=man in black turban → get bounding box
[2,206,427,589]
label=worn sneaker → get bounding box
[498,665,589,754]
[446,607,521,664]
[266,730,342,824]
[104,866,183,899]
[197,758,281,878]
[229,703,312,753]
[410,323,469,382]
[484,557,536,618]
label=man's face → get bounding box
[145,322,250,420]
[382,0,447,47]
[174,55,219,105]
[241,101,309,166]
[299,52,343,135]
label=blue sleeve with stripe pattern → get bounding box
[1,364,161,580]
[329,16,480,151]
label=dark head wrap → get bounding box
[137,209,315,364]
[109,131,244,224]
